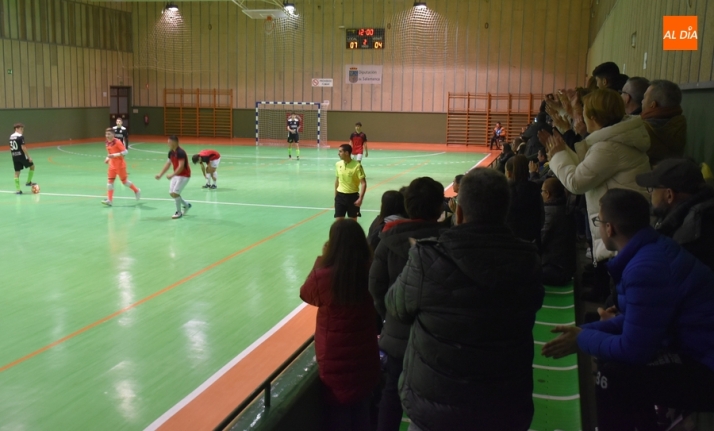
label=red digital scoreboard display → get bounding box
[346,28,385,49]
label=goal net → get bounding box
[255,101,327,147]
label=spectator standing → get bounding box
[641,80,687,165]
[300,219,380,431]
[385,168,544,431]
[505,155,545,248]
[495,143,515,174]
[620,77,650,115]
[368,177,445,431]
[367,190,407,252]
[540,178,576,285]
[546,88,650,300]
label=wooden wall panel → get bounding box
[588,0,711,86]
[128,0,590,113]
[0,0,133,108]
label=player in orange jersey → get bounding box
[102,127,141,206]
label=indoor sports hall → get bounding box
[1,1,713,431]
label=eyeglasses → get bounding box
[591,216,607,227]
[646,186,665,194]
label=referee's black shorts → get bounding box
[335,192,361,218]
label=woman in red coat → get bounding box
[300,219,380,431]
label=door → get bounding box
[110,86,132,129]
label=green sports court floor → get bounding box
[0,142,485,430]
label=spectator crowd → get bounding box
[298,61,714,431]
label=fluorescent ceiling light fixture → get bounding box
[284,2,296,14]
[413,1,427,9]
[165,3,179,12]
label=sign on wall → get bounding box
[311,78,334,87]
[345,65,383,84]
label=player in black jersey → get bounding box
[286,113,300,160]
[9,123,36,194]
[112,118,129,147]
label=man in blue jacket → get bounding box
[542,188,714,431]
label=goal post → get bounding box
[255,101,326,147]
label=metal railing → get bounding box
[214,335,315,431]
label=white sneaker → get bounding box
[135,189,141,201]
[102,199,112,206]
[172,211,182,219]
[182,202,192,216]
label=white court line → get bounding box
[542,304,574,309]
[532,393,581,401]
[0,190,380,213]
[536,321,575,326]
[143,303,308,431]
[533,364,578,371]
[534,341,546,345]
[545,290,574,295]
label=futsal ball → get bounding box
[31,184,40,194]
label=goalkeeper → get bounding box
[286,113,300,160]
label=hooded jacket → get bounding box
[579,227,714,372]
[656,185,714,271]
[368,220,443,359]
[548,115,651,262]
[385,222,544,431]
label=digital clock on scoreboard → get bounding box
[346,28,385,50]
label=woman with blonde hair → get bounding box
[546,88,650,298]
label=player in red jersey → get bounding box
[102,128,140,206]
[349,122,368,163]
[155,136,192,219]
[191,149,221,189]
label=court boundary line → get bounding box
[143,303,308,431]
[141,149,496,429]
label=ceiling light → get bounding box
[284,2,296,14]
[413,1,427,9]
[165,3,179,12]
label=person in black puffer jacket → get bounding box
[506,155,545,250]
[369,177,446,431]
[386,168,544,431]
[540,178,576,285]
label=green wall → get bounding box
[130,107,165,136]
[681,89,714,168]
[233,109,447,143]
[0,108,109,143]
[3,107,446,144]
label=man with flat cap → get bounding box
[636,158,714,270]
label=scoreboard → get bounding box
[346,28,385,50]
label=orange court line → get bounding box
[156,305,318,431]
[0,209,329,374]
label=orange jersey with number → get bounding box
[106,138,127,170]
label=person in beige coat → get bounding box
[545,88,651,265]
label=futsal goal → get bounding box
[255,101,327,147]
